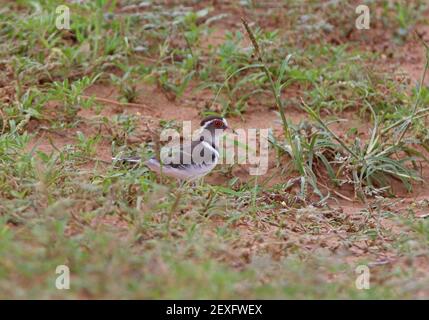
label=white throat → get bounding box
[195,118,228,149]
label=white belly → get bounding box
[145,157,218,181]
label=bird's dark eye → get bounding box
[214,120,224,128]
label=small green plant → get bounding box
[47,75,98,122]
[110,73,138,103]
[75,131,101,157]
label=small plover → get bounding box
[114,116,234,181]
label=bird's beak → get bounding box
[226,126,237,135]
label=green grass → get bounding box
[1,0,429,299]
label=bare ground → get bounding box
[17,3,429,297]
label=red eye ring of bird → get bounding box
[214,119,224,128]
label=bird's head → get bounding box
[196,116,236,147]
[200,116,232,133]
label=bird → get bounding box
[113,116,234,181]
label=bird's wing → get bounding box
[159,140,218,168]
[113,140,219,169]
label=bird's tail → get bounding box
[111,156,142,164]
[112,156,162,174]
